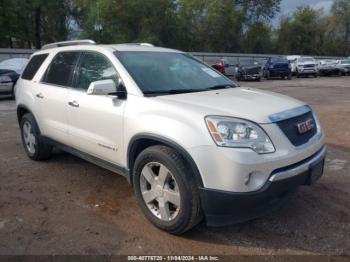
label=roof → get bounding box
[105,44,182,53]
[36,40,182,54]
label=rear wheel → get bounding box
[133,145,202,234]
[20,113,52,160]
[11,84,16,99]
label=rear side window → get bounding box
[42,52,80,87]
[21,54,49,80]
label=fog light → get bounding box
[245,171,265,189]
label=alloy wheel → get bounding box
[140,162,181,221]
[23,121,36,154]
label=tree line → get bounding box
[0,0,349,56]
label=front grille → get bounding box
[246,68,260,74]
[304,64,315,68]
[276,111,317,146]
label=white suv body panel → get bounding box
[16,44,325,195]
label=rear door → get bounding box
[67,51,125,165]
[36,51,81,145]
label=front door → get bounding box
[67,51,125,165]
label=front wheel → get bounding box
[133,145,202,234]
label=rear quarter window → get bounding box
[21,54,49,80]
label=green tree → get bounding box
[243,22,272,53]
[0,0,70,48]
[332,0,350,54]
[275,6,325,55]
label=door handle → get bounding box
[68,100,79,108]
[36,93,44,99]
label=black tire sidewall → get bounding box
[133,146,198,233]
[20,113,52,160]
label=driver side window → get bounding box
[76,52,119,90]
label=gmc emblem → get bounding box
[297,118,315,134]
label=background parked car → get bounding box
[318,60,341,76]
[286,55,301,75]
[337,59,350,75]
[235,58,261,81]
[211,61,226,75]
[0,58,28,98]
[295,57,318,78]
[263,57,292,80]
[202,57,238,77]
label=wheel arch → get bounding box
[16,104,42,134]
[127,134,204,188]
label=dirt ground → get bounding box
[0,76,349,256]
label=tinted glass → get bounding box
[76,52,118,90]
[271,57,288,63]
[43,52,80,87]
[300,58,314,63]
[116,52,235,95]
[22,54,48,80]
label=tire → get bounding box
[133,145,202,234]
[313,73,318,78]
[20,113,52,161]
[287,73,292,80]
[11,84,15,100]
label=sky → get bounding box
[273,0,334,26]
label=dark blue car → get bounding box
[263,57,292,80]
[0,58,28,98]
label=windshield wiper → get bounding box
[144,89,207,95]
[207,84,236,90]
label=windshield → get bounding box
[115,52,236,95]
[271,57,288,63]
[300,57,314,63]
[0,58,28,73]
[239,59,258,66]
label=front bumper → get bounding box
[199,146,326,226]
[297,68,317,74]
[242,73,261,80]
[0,82,13,93]
[269,68,291,76]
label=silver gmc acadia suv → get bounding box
[15,40,326,234]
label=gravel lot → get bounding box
[0,76,349,255]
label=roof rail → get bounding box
[124,43,154,47]
[41,40,96,50]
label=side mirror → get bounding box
[87,79,127,99]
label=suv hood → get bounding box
[155,87,305,124]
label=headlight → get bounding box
[0,75,12,83]
[205,116,275,154]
